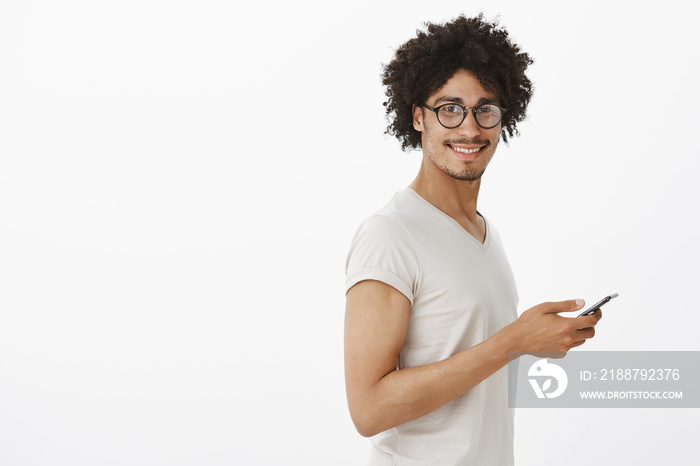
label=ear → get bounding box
[412,104,424,132]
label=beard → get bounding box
[435,138,493,181]
[441,161,487,181]
[420,116,498,182]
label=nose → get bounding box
[456,109,481,137]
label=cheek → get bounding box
[488,127,501,145]
[423,125,446,150]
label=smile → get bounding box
[451,146,482,154]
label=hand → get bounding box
[504,299,602,354]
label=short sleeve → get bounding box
[345,214,420,305]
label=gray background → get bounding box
[1,0,699,465]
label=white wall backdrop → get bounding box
[1,1,699,464]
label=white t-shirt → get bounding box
[345,188,519,466]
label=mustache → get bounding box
[444,139,491,147]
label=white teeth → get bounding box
[452,146,481,154]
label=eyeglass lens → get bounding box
[438,104,503,129]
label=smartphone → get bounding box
[577,293,619,317]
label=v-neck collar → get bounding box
[405,187,490,249]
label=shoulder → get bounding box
[348,213,418,265]
[354,212,411,240]
[351,189,428,250]
[345,193,423,303]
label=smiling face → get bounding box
[413,69,502,181]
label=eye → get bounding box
[441,104,463,115]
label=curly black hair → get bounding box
[382,14,533,150]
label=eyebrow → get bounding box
[433,95,499,106]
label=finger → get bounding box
[569,340,586,349]
[530,350,567,359]
[576,311,602,329]
[547,351,568,360]
[575,326,595,340]
[548,298,586,315]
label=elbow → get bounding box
[355,422,378,438]
[349,407,384,438]
[347,383,397,437]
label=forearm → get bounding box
[347,296,599,437]
[353,328,514,437]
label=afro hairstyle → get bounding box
[382,14,534,150]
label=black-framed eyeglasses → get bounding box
[421,102,506,129]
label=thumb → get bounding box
[550,299,586,314]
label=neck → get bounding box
[409,158,482,224]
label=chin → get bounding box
[449,171,484,181]
[444,162,487,181]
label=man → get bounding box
[344,15,602,465]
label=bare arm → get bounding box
[344,279,601,437]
